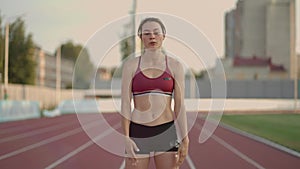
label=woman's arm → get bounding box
[121,61,132,137]
[120,60,139,160]
[173,61,189,142]
[173,60,189,166]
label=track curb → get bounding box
[219,122,300,158]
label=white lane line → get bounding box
[0,116,71,134]
[119,160,125,169]
[194,122,266,169]
[119,155,196,169]
[45,123,121,169]
[219,122,300,158]
[0,120,84,144]
[186,154,196,169]
[0,119,103,161]
[211,133,266,169]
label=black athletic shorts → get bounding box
[129,121,180,154]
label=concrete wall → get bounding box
[3,84,85,109]
[95,78,299,99]
[2,78,299,111]
[195,79,298,98]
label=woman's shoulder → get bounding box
[167,56,184,73]
[123,56,140,71]
[124,56,140,66]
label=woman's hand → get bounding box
[125,137,140,165]
[176,137,189,167]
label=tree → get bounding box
[59,41,95,89]
[8,17,36,84]
[0,14,4,80]
[115,22,135,78]
[192,69,205,79]
[119,21,135,61]
[60,40,83,61]
[120,36,134,61]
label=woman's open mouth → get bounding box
[149,42,157,46]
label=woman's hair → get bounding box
[137,17,166,38]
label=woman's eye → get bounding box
[143,33,151,36]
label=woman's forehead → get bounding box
[142,21,162,32]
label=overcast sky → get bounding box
[0,0,299,71]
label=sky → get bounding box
[0,0,299,71]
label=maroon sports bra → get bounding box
[131,56,174,97]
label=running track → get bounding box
[0,113,299,169]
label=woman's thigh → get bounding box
[125,155,150,169]
[154,152,178,169]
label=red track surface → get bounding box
[0,113,299,169]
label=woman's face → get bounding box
[141,21,165,50]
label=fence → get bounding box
[2,84,85,109]
[96,78,300,98]
[196,79,299,98]
[1,79,299,109]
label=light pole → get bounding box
[294,53,298,113]
[131,0,137,56]
[56,46,61,105]
[0,73,2,100]
[4,23,9,99]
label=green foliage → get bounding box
[191,69,204,79]
[118,22,135,78]
[74,48,95,89]
[59,40,95,89]
[0,14,94,87]
[60,40,83,61]
[194,71,204,79]
[120,36,133,61]
[0,14,36,84]
[7,17,36,84]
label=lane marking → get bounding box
[193,119,266,169]
[0,116,73,134]
[210,133,266,169]
[45,123,121,169]
[0,119,104,161]
[0,120,84,144]
[186,154,196,169]
[219,122,300,158]
[119,154,196,169]
[119,160,125,169]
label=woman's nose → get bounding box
[149,33,155,38]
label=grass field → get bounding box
[221,113,300,153]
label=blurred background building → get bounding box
[223,0,296,80]
[34,47,74,89]
[1,0,298,103]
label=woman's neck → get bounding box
[143,49,164,61]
